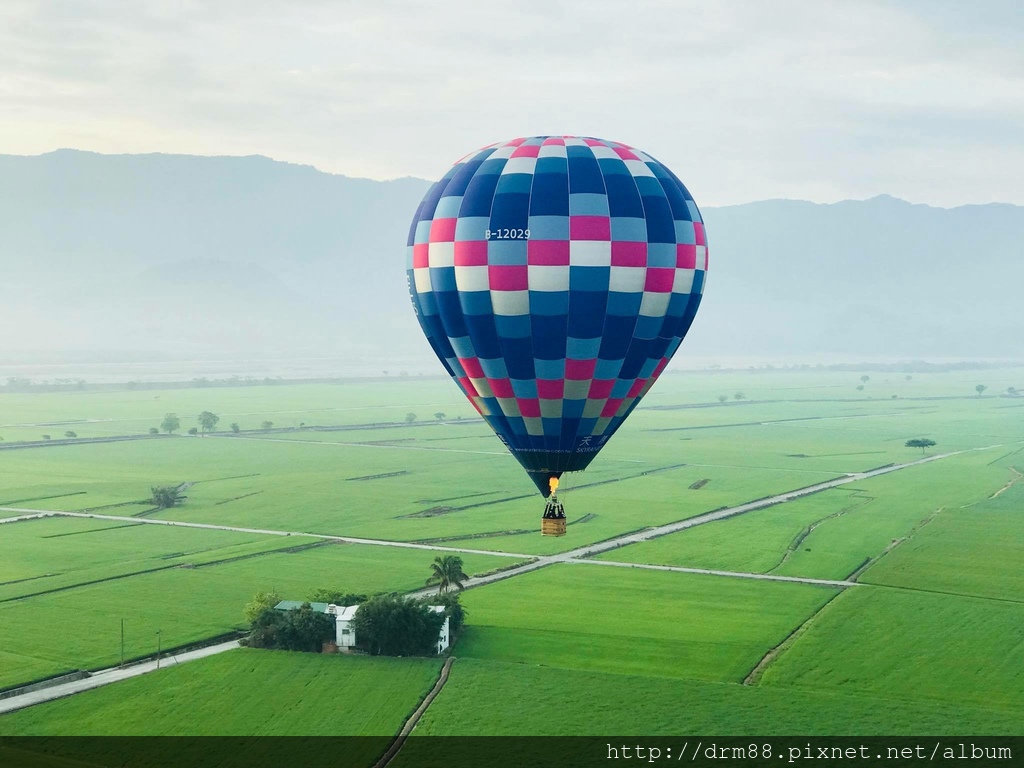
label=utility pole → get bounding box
[120,619,124,668]
[156,629,162,670]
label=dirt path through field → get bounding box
[990,467,1022,499]
[373,657,456,768]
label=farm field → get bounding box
[861,477,1024,601]
[0,515,307,602]
[452,563,838,681]
[596,448,1017,580]
[411,658,1022,736]
[0,366,1022,740]
[760,586,1024,712]
[0,648,438,765]
[0,525,518,691]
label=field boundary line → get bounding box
[564,558,859,588]
[742,588,848,686]
[0,508,536,561]
[857,582,1024,606]
[847,508,942,582]
[989,467,1022,499]
[767,491,874,574]
[373,657,456,768]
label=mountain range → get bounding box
[1,149,1021,368]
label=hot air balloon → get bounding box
[406,136,707,535]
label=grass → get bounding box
[595,450,1014,581]
[861,477,1024,601]
[0,647,441,737]
[410,657,1023,736]
[1,370,1023,735]
[760,586,1024,713]
[0,541,519,691]
[0,515,305,602]
[453,563,837,682]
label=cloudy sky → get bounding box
[2,0,1021,206]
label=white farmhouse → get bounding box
[326,604,360,649]
[274,601,451,654]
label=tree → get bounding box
[1008,387,1019,397]
[260,421,274,430]
[151,485,184,508]
[243,595,333,653]
[426,555,468,594]
[245,590,281,624]
[148,427,159,435]
[197,411,220,434]
[905,375,912,381]
[856,385,864,391]
[230,423,240,433]
[733,392,745,401]
[41,434,51,441]
[717,394,728,403]
[351,594,446,656]
[860,375,870,384]
[975,384,987,397]
[308,589,367,606]
[905,438,937,455]
[433,412,446,421]
[187,427,199,435]
[278,603,335,652]
[64,431,77,438]
[405,412,417,424]
[161,413,181,434]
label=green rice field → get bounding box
[1,367,1022,741]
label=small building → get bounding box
[327,604,360,649]
[274,601,451,654]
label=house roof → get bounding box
[273,601,446,619]
[274,601,330,613]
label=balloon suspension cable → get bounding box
[544,479,569,520]
[541,476,566,537]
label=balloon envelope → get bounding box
[407,136,707,495]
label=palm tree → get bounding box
[426,555,468,594]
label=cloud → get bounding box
[1,0,1021,206]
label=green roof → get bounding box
[274,601,330,613]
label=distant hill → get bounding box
[1,149,1021,365]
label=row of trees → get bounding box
[716,392,746,403]
[153,413,277,435]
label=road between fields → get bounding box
[1,443,1004,596]
[0,442,1007,715]
[0,641,240,715]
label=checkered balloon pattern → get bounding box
[407,136,707,495]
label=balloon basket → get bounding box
[541,495,566,537]
[541,517,566,536]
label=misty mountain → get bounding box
[1,149,1021,366]
[698,195,1024,360]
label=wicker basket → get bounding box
[541,517,567,537]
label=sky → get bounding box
[1,0,1022,207]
